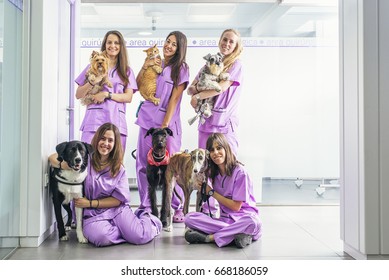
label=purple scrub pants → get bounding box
[83,206,162,247]
[185,212,262,247]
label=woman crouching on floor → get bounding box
[50,122,162,247]
[184,133,262,248]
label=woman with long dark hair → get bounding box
[184,133,262,248]
[135,31,190,223]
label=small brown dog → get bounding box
[81,50,112,106]
[138,44,163,106]
[162,148,210,231]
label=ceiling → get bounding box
[80,0,338,38]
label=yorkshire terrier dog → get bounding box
[81,50,112,106]
[188,53,230,125]
[138,44,163,106]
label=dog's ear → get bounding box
[83,142,94,155]
[164,127,173,137]
[145,128,155,138]
[217,52,224,59]
[101,50,108,58]
[55,142,68,159]
[203,53,212,61]
[90,50,98,59]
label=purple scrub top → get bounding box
[82,160,130,225]
[197,59,243,134]
[75,65,138,136]
[213,164,258,220]
[135,62,190,136]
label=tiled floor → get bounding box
[6,205,351,260]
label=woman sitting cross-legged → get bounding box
[49,122,162,247]
[184,133,262,248]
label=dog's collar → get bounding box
[54,174,84,186]
[147,149,170,166]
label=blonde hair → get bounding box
[219,29,243,72]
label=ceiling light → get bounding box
[279,0,337,6]
[138,31,152,36]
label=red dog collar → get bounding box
[147,149,170,166]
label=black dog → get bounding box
[49,140,93,243]
[145,127,173,227]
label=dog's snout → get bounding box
[194,169,198,173]
[75,158,82,164]
[157,141,164,148]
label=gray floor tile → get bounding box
[6,205,348,260]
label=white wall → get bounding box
[76,36,339,184]
[340,0,389,259]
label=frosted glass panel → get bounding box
[0,0,22,257]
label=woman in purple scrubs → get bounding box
[50,123,162,247]
[75,30,137,151]
[135,31,189,223]
[187,29,244,215]
[187,29,243,156]
[184,133,262,248]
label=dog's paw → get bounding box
[77,231,88,244]
[106,80,113,88]
[77,235,88,244]
[163,225,173,232]
[78,237,88,244]
[59,234,69,242]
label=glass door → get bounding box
[0,0,23,259]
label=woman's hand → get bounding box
[92,92,109,104]
[193,179,203,191]
[143,56,161,69]
[48,153,70,170]
[190,94,199,109]
[73,197,90,208]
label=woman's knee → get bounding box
[84,230,112,247]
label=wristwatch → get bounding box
[107,92,112,99]
[207,189,214,196]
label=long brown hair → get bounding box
[206,133,241,182]
[91,123,123,177]
[219,29,243,72]
[164,31,189,87]
[100,30,130,87]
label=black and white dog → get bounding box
[145,127,173,226]
[49,140,93,243]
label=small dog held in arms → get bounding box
[188,52,230,125]
[138,44,163,105]
[81,50,112,106]
[144,127,174,227]
[163,148,210,232]
[49,140,93,243]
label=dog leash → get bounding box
[199,182,213,218]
